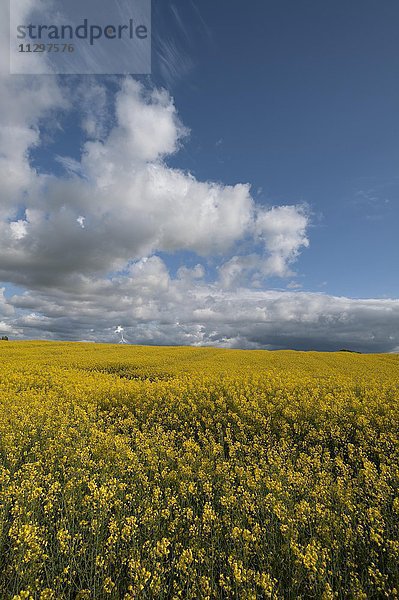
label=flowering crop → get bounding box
[0,342,398,599]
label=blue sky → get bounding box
[0,0,398,351]
[152,0,399,298]
[33,0,399,297]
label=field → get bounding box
[0,342,399,599]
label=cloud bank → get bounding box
[7,259,399,352]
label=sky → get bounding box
[0,0,398,352]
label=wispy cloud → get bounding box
[188,0,212,39]
[56,156,84,176]
[351,179,397,219]
[152,0,212,87]
[155,36,195,87]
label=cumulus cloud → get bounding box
[0,0,66,221]
[255,205,310,276]
[0,74,308,289]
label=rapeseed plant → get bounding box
[0,342,398,598]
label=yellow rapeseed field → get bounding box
[0,341,398,599]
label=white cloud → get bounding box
[255,205,310,276]
[77,216,86,229]
[0,0,66,220]
[82,79,188,171]
[0,76,309,289]
[287,281,303,290]
[218,254,260,289]
[0,321,14,335]
[10,220,28,240]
